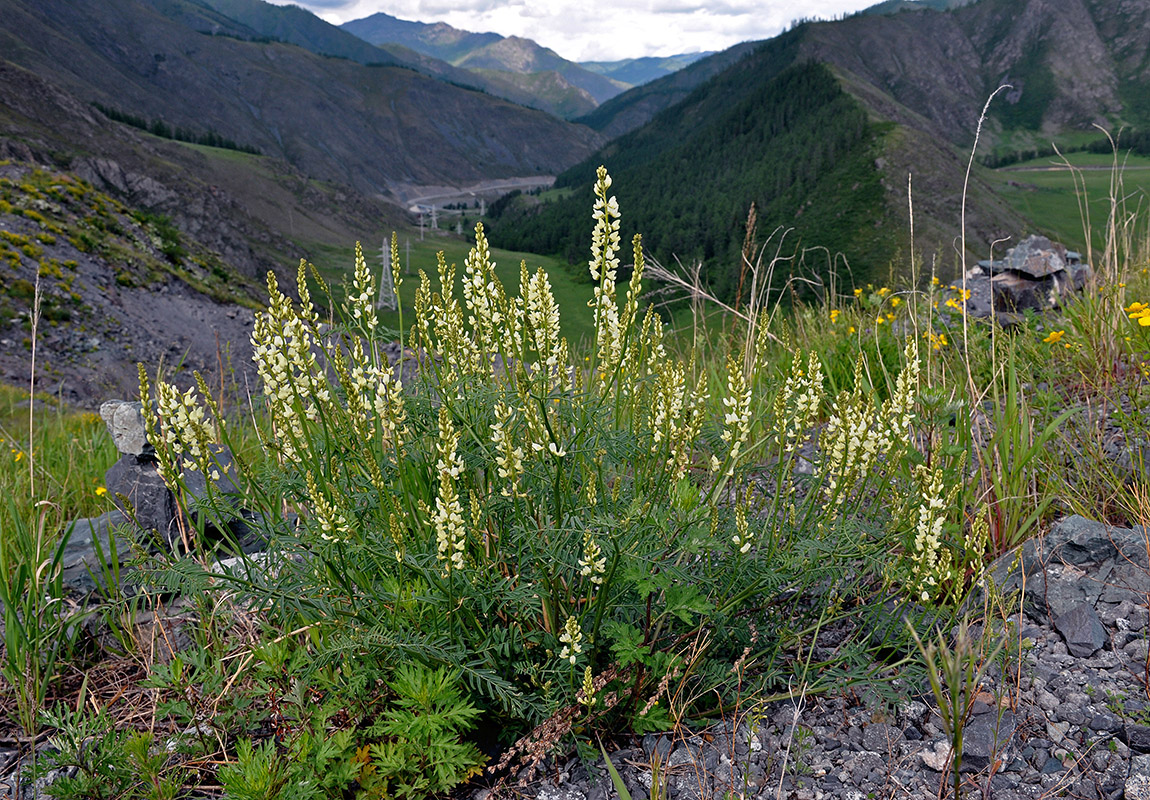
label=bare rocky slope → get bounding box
[0,0,604,200]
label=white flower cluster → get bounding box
[774,351,824,453]
[347,242,378,336]
[714,356,752,477]
[152,381,213,484]
[372,369,407,456]
[432,405,467,573]
[822,341,919,504]
[732,501,752,554]
[651,360,686,447]
[558,615,584,664]
[250,272,328,464]
[462,223,504,359]
[414,257,480,382]
[589,167,622,369]
[491,401,524,497]
[306,471,350,542]
[524,267,562,378]
[578,530,606,585]
[909,464,948,602]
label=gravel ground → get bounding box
[492,519,1150,800]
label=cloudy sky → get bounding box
[270,0,884,61]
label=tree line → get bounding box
[92,103,261,155]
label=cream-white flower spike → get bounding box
[463,223,501,358]
[589,167,622,370]
[348,241,379,337]
[491,401,524,497]
[525,267,562,381]
[578,530,607,585]
[909,464,947,602]
[306,471,351,542]
[558,616,584,665]
[433,405,467,574]
[717,356,752,477]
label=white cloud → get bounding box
[267,0,886,61]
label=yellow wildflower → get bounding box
[1043,330,1065,344]
[890,297,902,308]
[1127,302,1150,326]
[95,486,108,497]
[924,330,947,350]
[830,308,841,323]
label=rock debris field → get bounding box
[496,517,1150,800]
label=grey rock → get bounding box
[104,455,175,539]
[1053,603,1107,657]
[1128,774,1150,800]
[99,399,152,457]
[986,515,1149,623]
[641,734,673,761]
[964,237,1093,321]
[999,235,1068,279]
[1127,725,1150,754]
[961,711,1016,772]
[60,510,135,594]
[991,270,1061,313]
[862,723,903,752]
[1089,712,1123,733]
[1101,564,1150,605]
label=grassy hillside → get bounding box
[492,62,896,301]
[988,152,1150,255]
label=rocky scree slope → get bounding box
[0,59,400,283]
[0,160,262,403]
[501,516,1150,800]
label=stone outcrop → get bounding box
[964,235,1094,321]
[988,514,1150,635]
[59,399,253,594]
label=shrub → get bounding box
[140,169,973,782]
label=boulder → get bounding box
[965,235,1093,319]
[986,515,1150,624]
[104,455,176,540]
[961,711,1017,772]
[996,235,1067,279]
[1053,603,1107,657]
[99,400,152,458]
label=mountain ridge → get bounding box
[341,11,708,118]
[0,0,603,199]
[492,0,1150,296]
